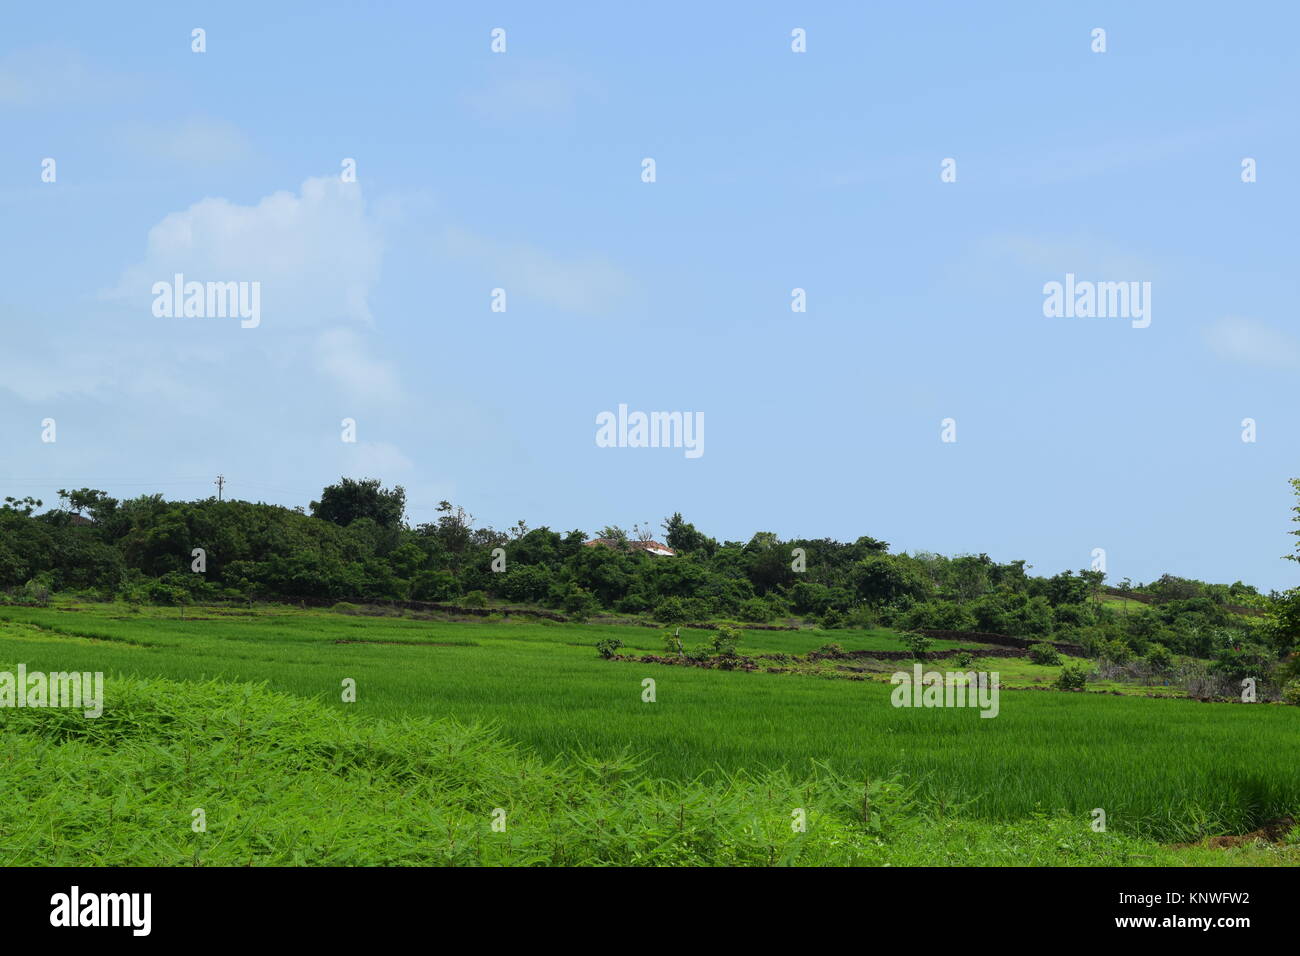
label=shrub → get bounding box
[612,594,652,614]
[560,585,599,622]
[1277,652,1300,685]
[683,643,712,662]
[815,642,845,657]
[410,569,458,602]
[818,609,846,630]
[653,597,691,624]
[1282,680,1300,706]
[595,638,624,659]
[899,632,932,660]
[737,597,774,623]
[954,651,976,669]
[680,597,715,622]
[900,600,977,632]
[1145,643,1173,673]
[1055,663,1090,691]
[844,605,880,629]
[788,581,833,616]
[1052,603,1094,629]
[1096,638,1132,665]
[146,579,188,607]
[461,590,489,609]
[1005,595,1055,638]
[496,565,553,604]
[1208,646,1271,682]
[1028,643,1061,666]
[710,625,743,657]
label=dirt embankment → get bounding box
[915,629,1086,656]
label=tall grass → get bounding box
[2,603,1298,843]
[0,670,1280,866]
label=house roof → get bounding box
[583,538,676,556]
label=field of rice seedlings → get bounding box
[6,669,1285,867]
[2,601,1297,853]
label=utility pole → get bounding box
[215,475,225,501]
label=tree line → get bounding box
[2,477,1297,673]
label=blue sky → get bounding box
[2,1,1298,590]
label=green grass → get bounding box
[1,668,1292,866]
[1,601,1298,853]
[755,651,1186,697]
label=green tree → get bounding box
[1,496,42,517]
[852,555,928,606]
[311,478,406,530]
[661,513,713,554]
[56,488,110,517]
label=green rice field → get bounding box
[2,601,1297,863]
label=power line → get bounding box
[0,477,214,483]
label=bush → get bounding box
[818,609,846,630]
[1052,603,1095,629]
[560,585,599,622]
[710,625,743,657]
[410,569,458,602]
[496,565,553,604]
[815,642,845,657]
[737,597,774,623]
[1207,646,1271,682]
[1096,638,1132,665]
[1028,642,1061,666]
[595,638,624,659]
[788,581,833,616]
[1282,680,1300,706]
[680,597,715,622]
[1055,663,1090,691]
[1145,643,1173,673]
[662,628,685,656]
[899,600,977,632]
[461,590,489,609]
[899,632,933,660]
[612,594,652,614]
[844,605,879,629]
[683,643,712,663]
[18,574,55,606]
[653,597,691,624]
[954,651,976,669]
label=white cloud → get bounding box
[315,328,399,403]
[99,175,400,405]
[461,60,598,124]
[1204,317,1300,369]
[112,175,382,327]
[119,116,252,167]
[0,299,223,403]
[0,46,123,106]
[441,227,631,315]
